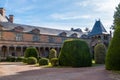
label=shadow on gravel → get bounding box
[0,65,113,80]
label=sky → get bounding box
[0,0,119,32]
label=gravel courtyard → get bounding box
[0,62,118,80]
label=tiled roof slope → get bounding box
[89,20,108,36]
[0,22,84,38]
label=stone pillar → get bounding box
[38,47,41,57]
[0,46,1,61]
[21,46,23,56]
[7,46,9,56]
[14,46,17,56]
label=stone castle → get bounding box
[0,8,110,59]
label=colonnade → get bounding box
[0,45,61,58]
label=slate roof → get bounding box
[0,22,84,38]
[88,20,108,36]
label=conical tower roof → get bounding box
[89,20,108,36]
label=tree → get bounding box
[112,3,120,29]
[105,3,120,70]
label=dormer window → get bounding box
[70,33,78,38]
[14,26,24,32]
[59,31,67,37]
[31,28,40,34]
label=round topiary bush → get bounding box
[27,57,37,64]
[49,49,57,60]
[94,43,106,64]
[24,47,39,59]
[51,58,59,66]
[39,58,49,66]
[59,39,92,67]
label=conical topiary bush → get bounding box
[105,3,120,70]
[94,43,106,64]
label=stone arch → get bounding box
[9,46,15,56]
[45,47,49,58]
[16,46,21,57]
[23,46,27,56]
[1,45,7,57]
[40,47,45,57]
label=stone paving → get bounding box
[0,62,116,80]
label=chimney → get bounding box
[0,8,5,17]
[9,15,14,23]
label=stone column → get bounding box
[7,46,9,56]
[21,46,23,56]
[14,46,17,57]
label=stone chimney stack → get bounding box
[9,15,14,23]
[0,8,5,17]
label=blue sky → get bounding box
[0,0,119,32]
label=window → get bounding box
[16,33,23,41]
[49,36,55,43]
[33,35,40,41]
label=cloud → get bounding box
[75,1,90,7]
[50,13,92,20]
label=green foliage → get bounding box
[39,58,49,66]
[59,39,92,67]
[22,58,28,63]
[113,3,120,28]
[27,57,37,64]
[49,49,57,60]
[6,56,16,62]
[94,43,106,64]
[105,3,120,70]
[24,47,39,59]
[51,58,59,66]
[16,57,24,62]
[106,27,120,70]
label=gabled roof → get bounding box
[89,20,108,36]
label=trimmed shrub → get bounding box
[59,39,92,67]
[49,49,57,60]
[94,43,106,64]
[39,58,49,66]
[6,56,16,62]
[27,57,37,64]
[24,47,39,59]
[51,58,59,66]
[106,27,120,70]
[22,58,28,63]
[105,3,120,70]
[16,57,24,62]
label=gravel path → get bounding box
[0,62,116,80]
